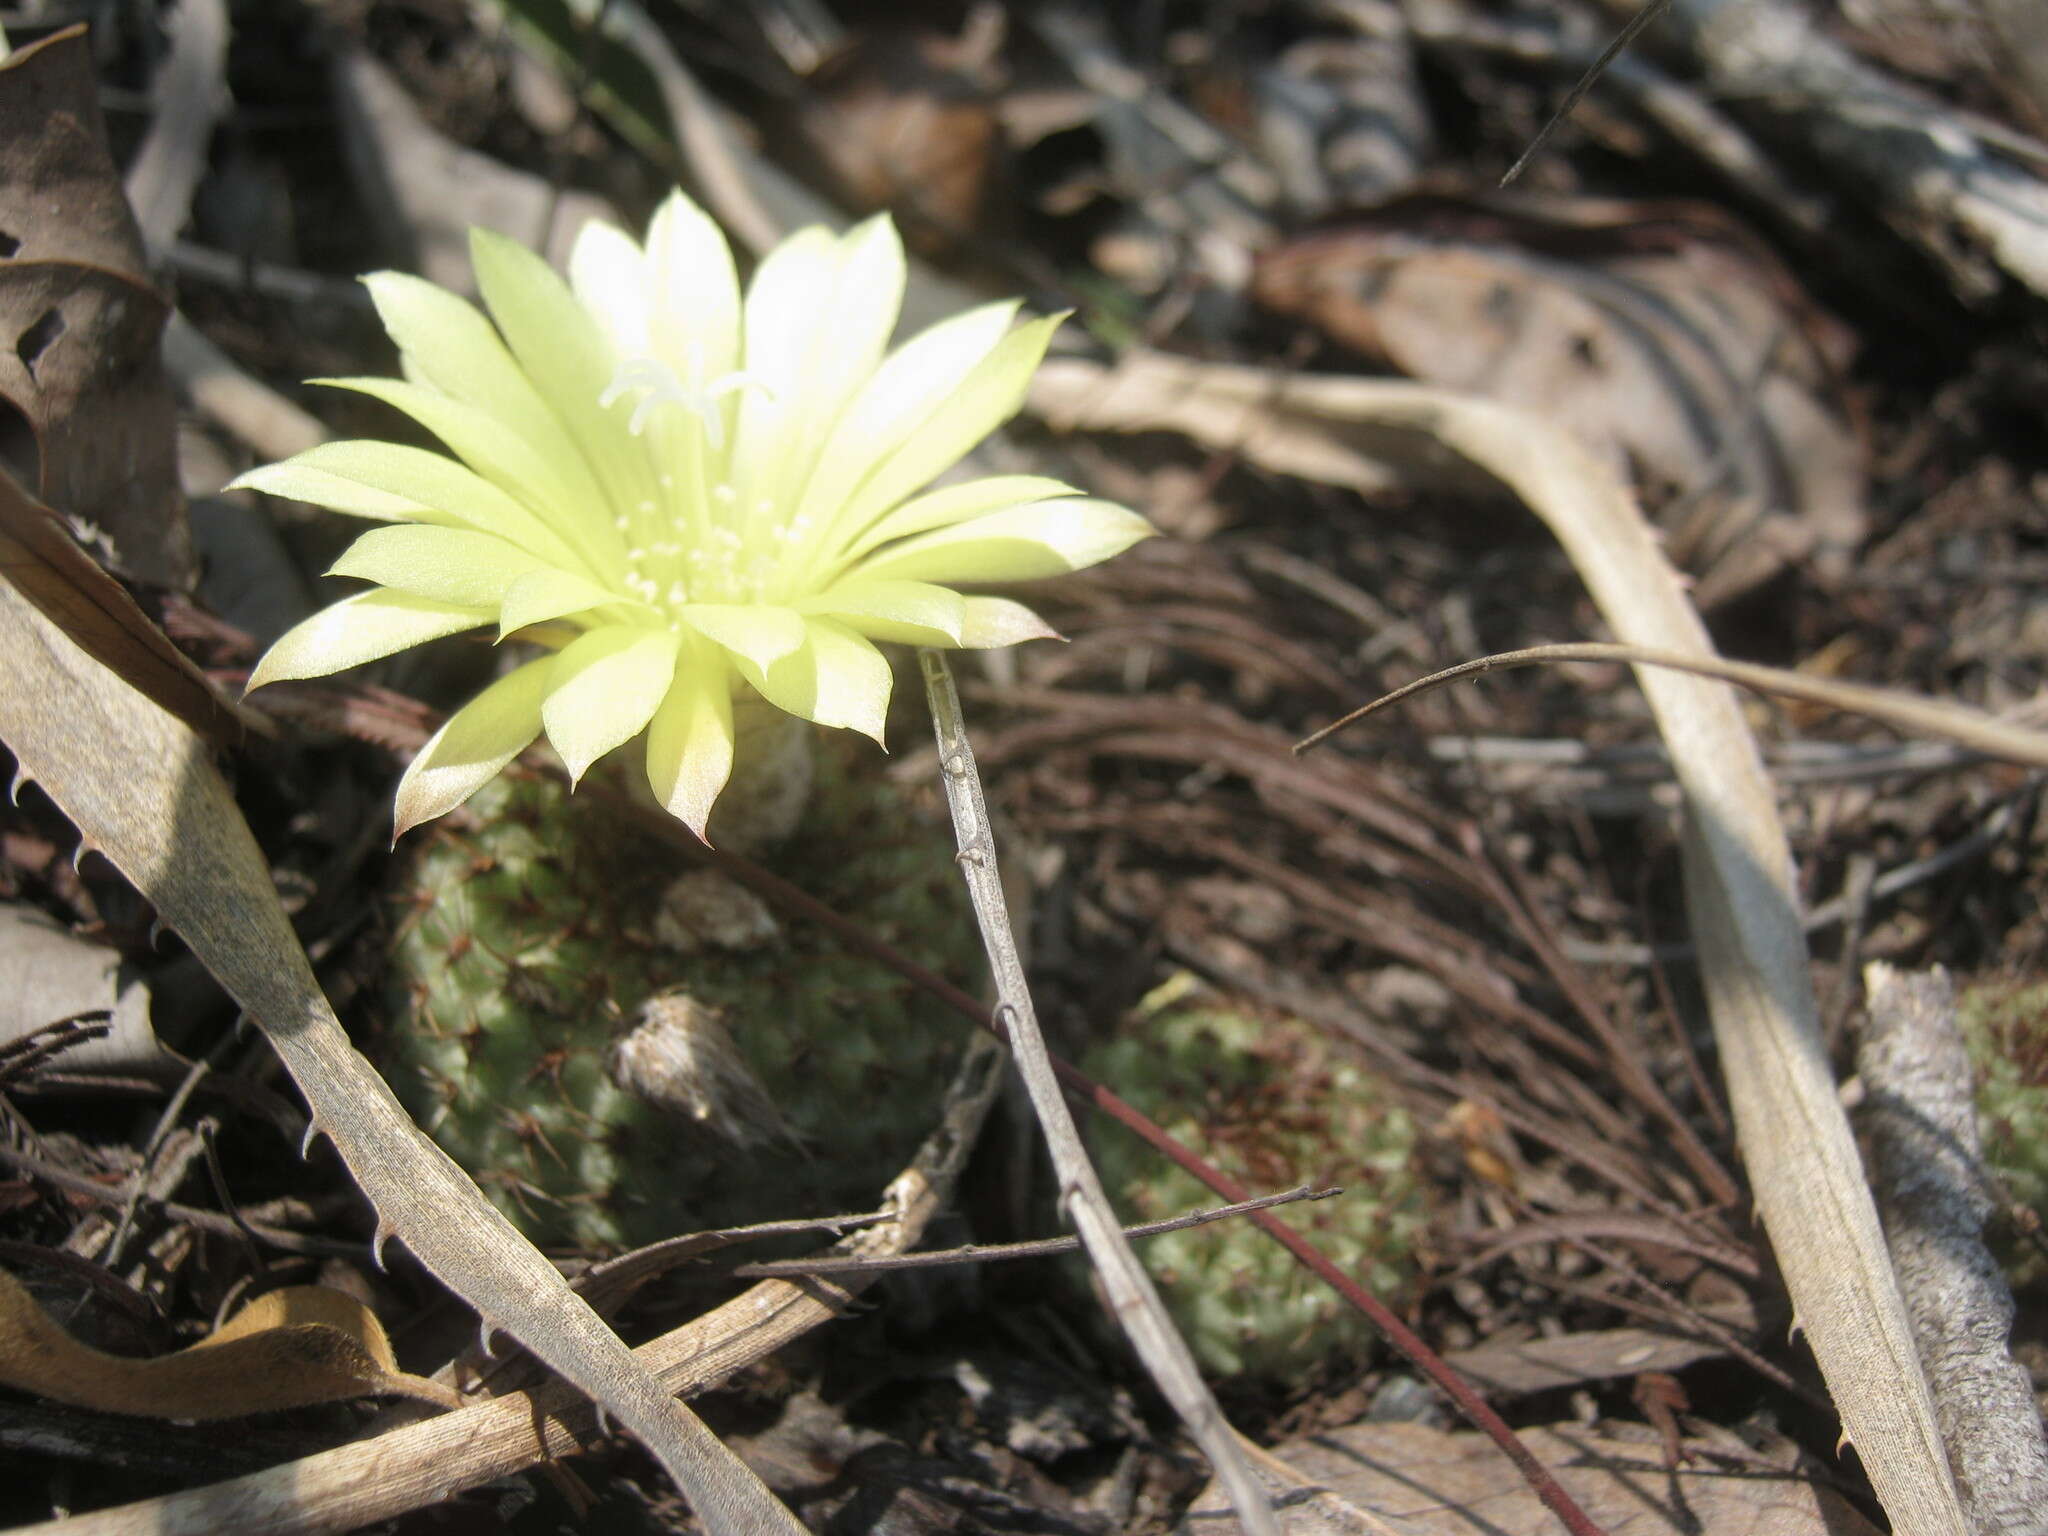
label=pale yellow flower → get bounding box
[239,192,1152,839]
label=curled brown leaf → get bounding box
[0,1266,459,1420]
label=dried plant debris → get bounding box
[1084,975,1423,1381]
[1176,1419,1883,1536]
[383,736,981,1250]
[0,26,190,591]
[0,1264,457,1421]
[0,905,178,1084]
[1253,193,1866,608]
[1859,963,2048,1536]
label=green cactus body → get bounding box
[1958,981,2048,1265]
[383,739,980,1252]
[1082,976,1424,1380]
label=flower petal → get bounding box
[736,225,840,404]
[569,218,650,356]
[236,441,587,570]
[799,300,1022,540]
[730,219,904,513]
[791,216,905,427]
[832,473,1082,568]
[958,596,1061,649]
[824,313,1063,543]
[679,603,807,672]
[230,460,421,522]
[471,228,656,516]
[329,524,552,608]
[643,640,735,840]
[362,273,575,459]
[849,499,1155,585]
[644,190,741,381]
[541,625,682,784]
[735,618,891,742]
[321,378,625,570]
[796,578,964,646]
[248,590,489,690]
[393,659,553,838]
[499,568,636,636]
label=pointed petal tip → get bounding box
[467,223,508,256]
[554,744,600,790]
[390,801,433,844]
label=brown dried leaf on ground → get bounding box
[0,27,235,744]
[0,26,189,591]
[0,1265,458,1420]
[774,20,1015,261]
[1178,1421,1882,1535]
[1438,1307,1755,1396]
[1253,194,1865,608]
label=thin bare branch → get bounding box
[734,1185,1338,1278]
[1296,640,2048,765]
[919,648,1281,1536]
[1501,0,1675,186]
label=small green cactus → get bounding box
[1958,980,2048,1263]
[1082,975,1424,1380]
[381,737,981,1252]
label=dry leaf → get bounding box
[1440,1309,1753,1396]
[775,22,1013,259]
[0,1265,459,1420]
[1179,1420,1883,1535]
[0,25,190,591]
[0,466,244,745]
[0,23,241,744]
[121,0,230,256]
[1254,195,1865,607]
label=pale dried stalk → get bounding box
[919,649,1280,1536]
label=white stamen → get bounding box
[598,347,776,451]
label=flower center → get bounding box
[599,344,771,452]
[598,346,792,612]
